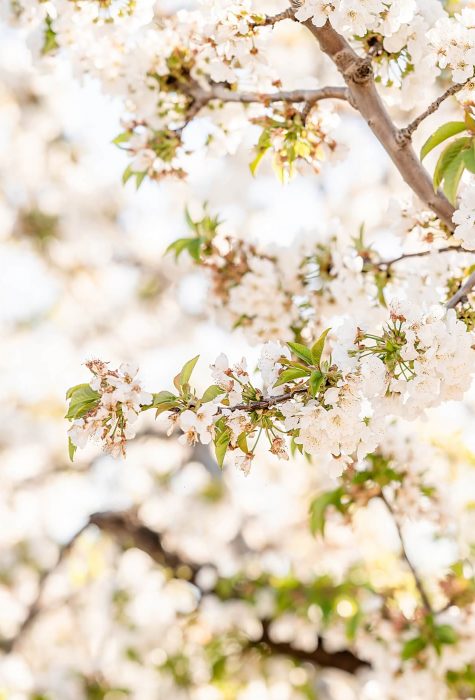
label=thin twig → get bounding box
[380,492,433,613]
[446,269,475,309]
[401,81,470,140]
[258,8,296,26]
[381,245,471,269]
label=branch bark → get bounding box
[3,509,368,674]
[402,82,469,139]
[446,269,475,309]
[292,11,455,230]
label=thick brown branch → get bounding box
[255,620,369,673]
[4,510,368,674]
[292,11,455,230]
[402,82,469,139]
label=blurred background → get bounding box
[2,5,475,699]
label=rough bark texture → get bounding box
[295,14,455,230]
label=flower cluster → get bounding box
[67,360,153,458]
[67,301,475,477]
[428,8,475,83]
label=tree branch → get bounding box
[3,509,368,674]
[446,269,475,309]
[258,8,297,26]
[186,84,351,119]
[380,493,433,613]
[381,244,471,269]
[402,82,469,139]
[291,9,455,230]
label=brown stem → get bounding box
[380,493,433,613]
[402,82,469,139]
[446,269,475,309]
[292,12,455,230]
[381,245,471,269]
[258,8,297,26]
[191,84,350,108]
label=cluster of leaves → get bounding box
[165,207,221,262]
[113,127,185,188]
[401,613,458,661]
[352,318,415,381]
[250,105,335,183]
[152,328,337,469]
[65,383,100,460]
[309,452,404,536]
[420,110,475,204]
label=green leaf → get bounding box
[433,137,469,190]
[179,355,200,387]
[112,131,131,145]
[187,237,202,262]
[309,370,324,398]
[65,384,100,421]
[147,391,178,415]
[249,149,267,177]
[122,164,134,185]
[214,430,231,468]
[309,488,344,536]
[201,385,225,403]
[274,367,310,387]
[287,342,313,365]
[68,437,77,462]
[442,150,466,204]
[135,171,147,189]
[311,328,331,367]
[166,237,196,260]
[401,636,427,661]
[237,432,249,453]
[420,121,466,161]
[465,110,475,132]
[435,624,458,646]
[463,141,475,173]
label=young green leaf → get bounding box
[214,430,231,468]
[311,328,331,367]
[179,355,200,387]
[274,367,310,387]
[309,370,324,398]
[420,121,466,161]
[309,488,345,536]
[65,384,100,421]
[249,148,267,177]
[401,636,427,661]
[287,342,313,365]
[442,150,466,204]
[433,137,469,190]
[68,437,77,462]
[166,237,196,260]
[237,432,249,453]
[201,385,225,403]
